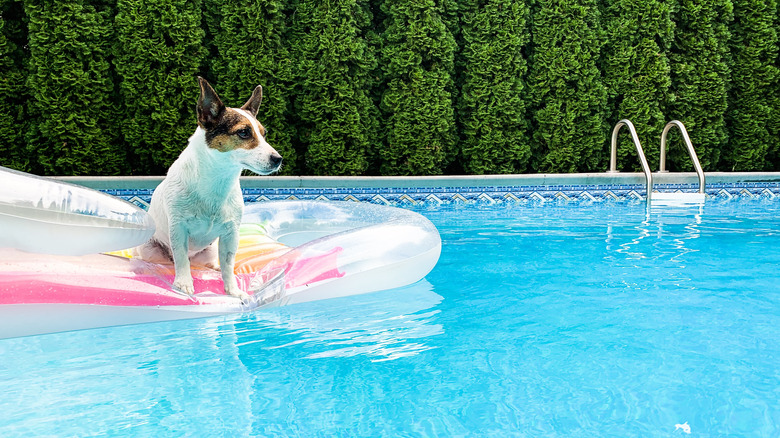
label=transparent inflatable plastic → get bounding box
[0,180,442,338]
[0,166,155,255]
[240,201,442,305]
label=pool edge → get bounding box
[54,172,780,208]
[54,172,780,190]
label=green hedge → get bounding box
[0,0,778,176]
[528,0,607,173]
[379,0,457,175]
[458,0,530,174]
[665,0,733,172]
[24,1,125,175]
[288,0,377,176]
[114,0,205,175]
[0,0,27,171]
[725,0,779,170]
[600,0,673,171]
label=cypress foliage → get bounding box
[527,0,608,173]
[200,0,222,83]
[208,0,298,174]
[770,1,780,170]
[458,0,530,174]
[600,0,673,171]
[114,0,206,175]
[666,0,732,171]
[361,0,387,175]
[3,0,780,176]
[379,0,458,175]
[724,0,778,171]
[0,0,28,171]
[24,1,123,175]
[288,0,378,176]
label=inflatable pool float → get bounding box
[0,166,155,255]
[0,167,441,339]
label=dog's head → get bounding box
[195,77,282,175]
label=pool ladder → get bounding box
[608,119,706,204]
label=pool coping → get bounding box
[55,172,780,207]
[56,171,780,189]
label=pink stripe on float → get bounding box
[0,272,253,306]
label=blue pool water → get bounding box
[1,199,779,437]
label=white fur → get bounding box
[140,107,280,301]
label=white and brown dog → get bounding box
[139,77,282,301]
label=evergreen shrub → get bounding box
[527,0,608,173]
[666,0,733,171]
[114,0,205,174]
[0,0,778,175]
[379,0,458,175]
[288,0,378,176]
[725,0,779,170]
[458,0,530,174]
[24,1,124,175]
[769,1,780,169]
[207,0,298,174]
[600,0,673,171]
[0,0,29,171]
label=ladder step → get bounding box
[650,192,705,206]
[608,119,706,204]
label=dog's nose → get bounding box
[270,153,283,167]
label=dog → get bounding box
[138,77,282,301]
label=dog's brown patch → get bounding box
[204,108,264,152]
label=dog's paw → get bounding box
[225,285,250,303]
[173,277,195,295]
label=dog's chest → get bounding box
[185,216,231,247]
[177,193,242,249]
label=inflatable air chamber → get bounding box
[0,167,441,339]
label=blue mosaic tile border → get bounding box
[107,181,780,210]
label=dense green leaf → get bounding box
[666,0,733,171]
[287,0,378,175]
[528,0,608,173]
[0,0,777,175]
[724,0,778,170]
[599,0,673,171]
[0,0,29,171]
[24,0,125,176]
[379,0,457,175]
[113,0,205,174]
[458,0,531,174]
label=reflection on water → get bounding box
[0,280,444,436]
[236,280,443,362]
[605,204,704,262]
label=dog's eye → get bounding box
[236,128,251,139]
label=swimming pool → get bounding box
[1,195,779,436]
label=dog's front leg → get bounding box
[220,224,249,301]
[170,223,195,295]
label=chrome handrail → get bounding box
[659,120,705,194]
[608,119,653,201]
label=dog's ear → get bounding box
[196,77,225,129]
[241,85,263,117]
